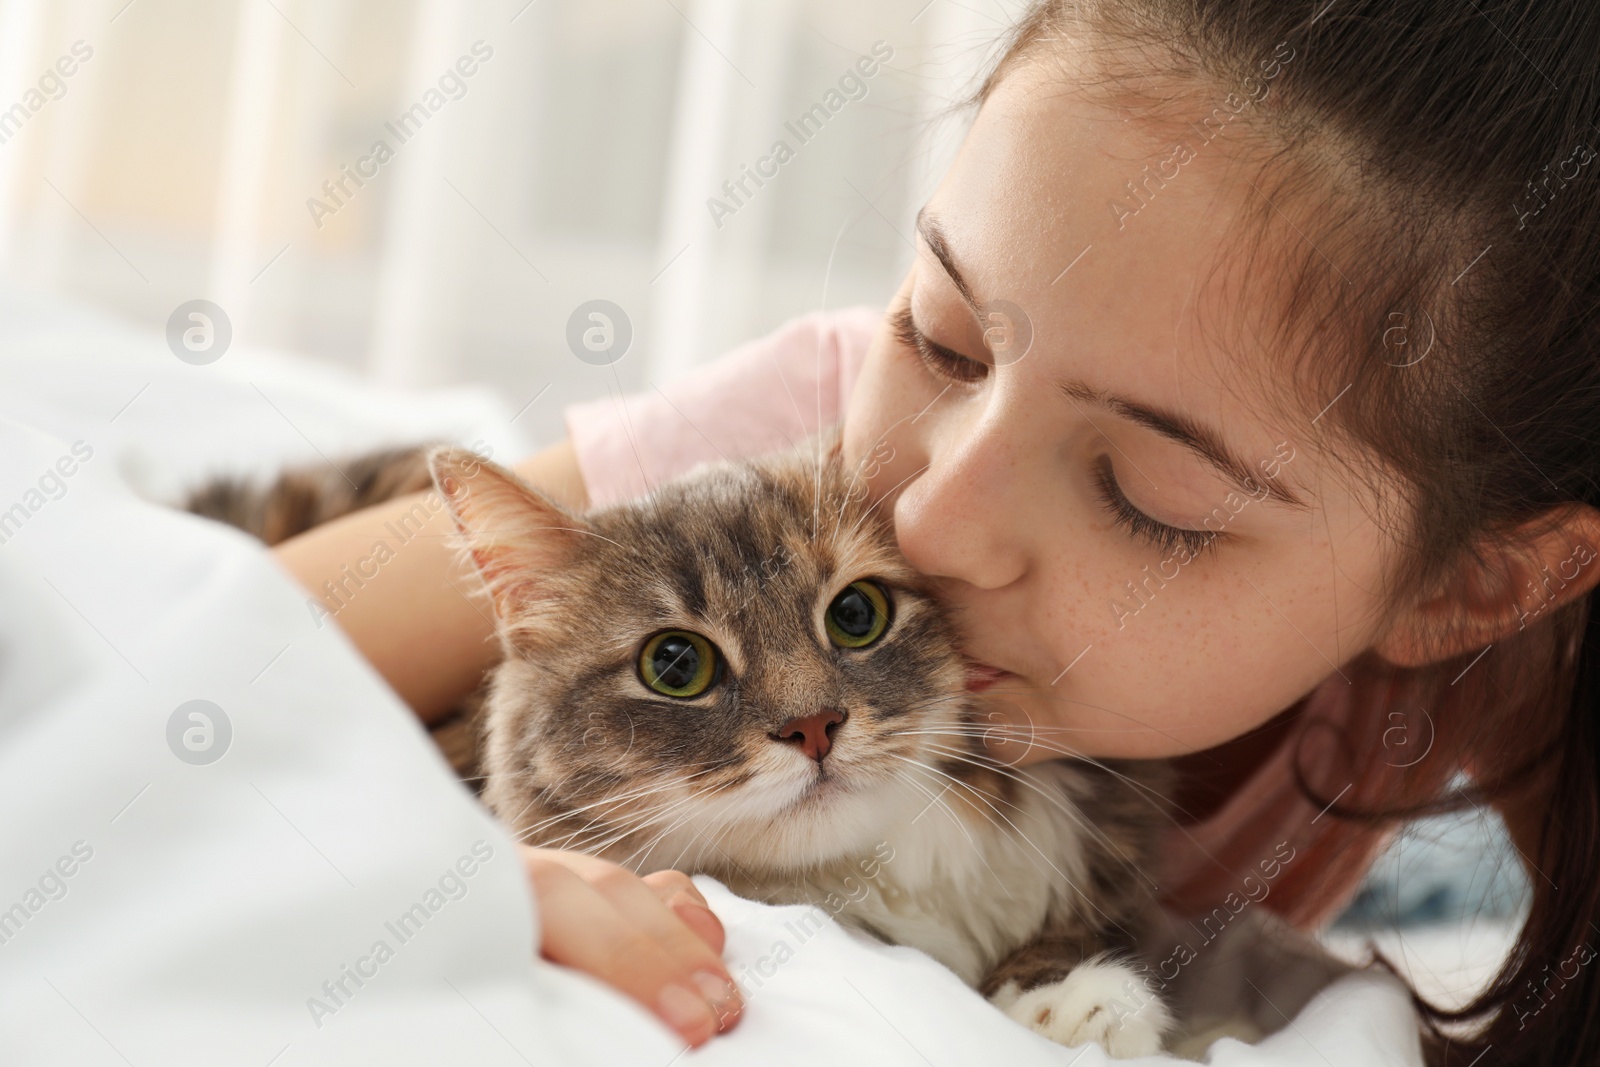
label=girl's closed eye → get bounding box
[1090,454,1218,558]
[894,301,1222,560]
[891,305,987,384]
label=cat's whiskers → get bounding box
[699,818,781,890]
[803,214,858,541]
[584,763,748,851]
[886,751,1125,913]
[648,777,763,872]
[518,766,733,850]
[902,752,1143,937]
[918,739,1163,896]
[520,755,739,828]
[531,802,669,852]
[516,767,715,839]
[840,461,931,545]
[891,763,994,855]
[885,753,1061,899]
[635,747,957,875]
[827,434,899,541]
[915,742,1177,908]
[494,790,543,836]
[896,724,1185,827]
[616,775,750,870]
[905,724,1214,882]
[886,753,1019,839]
[541,777,736,854]
[678,788,856,901]
[825,386,952,541]
[617,777,742,857]
[546,798,695,856]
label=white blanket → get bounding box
[0,279,1424,1066]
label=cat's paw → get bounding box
[991,960,1171,1058]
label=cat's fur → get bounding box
[431,438,1175,1055]
[186,445,437,545]
[189,438,1176,1055]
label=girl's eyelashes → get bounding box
[891,305,988,384]
[1090,454,1219,558]
[894,301,1220,561]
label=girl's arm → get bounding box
[272,439,588,723]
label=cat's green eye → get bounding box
[826,580,891,649]
[638,630,719,698]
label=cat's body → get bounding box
[189,438,1175,1055]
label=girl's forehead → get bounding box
[927,58,1326,485]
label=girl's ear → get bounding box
[1374,504,1600,667]
[427,447,592,619]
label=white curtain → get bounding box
[0,0,1025,445]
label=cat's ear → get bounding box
[426,447,591,617]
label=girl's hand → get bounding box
[520,846,744,1046]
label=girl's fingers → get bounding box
[642,868,707,908]
[665,896,727,956]
[552,853,740,1015]
[521,848,743,1046]
[525,854,726,1045]
[642,869,727,955]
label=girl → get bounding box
[276,1,1600,1062]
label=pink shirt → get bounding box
[567,307,880,509]
[565,307,1386,927]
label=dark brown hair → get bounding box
[978,2,1600,1064]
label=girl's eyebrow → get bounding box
[916,204,1309,511]
[915,208,985,322]
[1061,381,1310,510]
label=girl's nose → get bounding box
[893,418,1029,591]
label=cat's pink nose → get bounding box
[773,709,846,762]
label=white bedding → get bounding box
[0,279,1426,1065]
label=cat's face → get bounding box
[431,443,974,873]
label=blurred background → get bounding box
[0,0,1029,446]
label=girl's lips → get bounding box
[963,660,1013,692]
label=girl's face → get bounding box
[843,57,1405,762]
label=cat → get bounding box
[427,436,1176,1056]
[187,436,1176,1056]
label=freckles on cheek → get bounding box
[1021,553,1099,656]
[1057,566,1274,733]
[1021,495,1385,753]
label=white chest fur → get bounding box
[720,761,1095,987]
